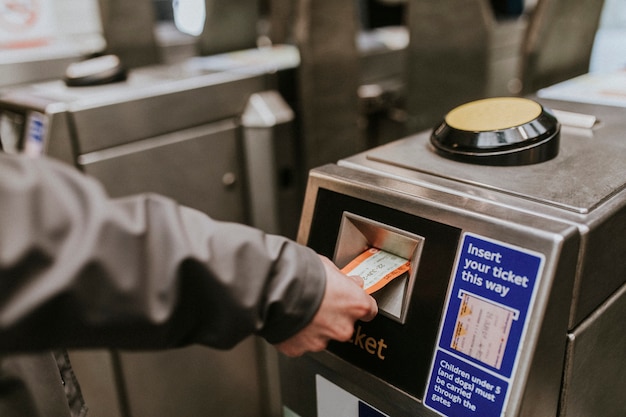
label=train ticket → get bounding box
[341,247,410,294]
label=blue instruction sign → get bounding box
[425,350,508,416]
[424,233,544,417]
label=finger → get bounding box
[361,296,378,322]
[348,275,365,288]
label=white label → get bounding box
[316,375,388,417]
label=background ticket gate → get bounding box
[279,94,626,417]
[0,53,300,417]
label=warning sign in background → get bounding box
[0,0,55,47]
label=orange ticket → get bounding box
[341,247,410,294]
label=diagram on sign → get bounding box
[451,291,518,370]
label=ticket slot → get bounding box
[334,212,424,324]
[307,189,461,398]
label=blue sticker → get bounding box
[425,233,543,417]
[425,350,508,416]
[24,112,46,156]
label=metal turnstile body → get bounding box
[279,97,626,417]
[0,55,300,417]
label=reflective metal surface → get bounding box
[0,58,301,417]
[519,0,606,94]
[347,98,625,214]
[292,0,365,171]
[405,0,492,133]
[560,284,626,417]
[98,0,160,68]
[285,97,625,416]
[334,212,424,323]
[340,97,626,330]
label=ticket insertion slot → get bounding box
[334,212,424,323]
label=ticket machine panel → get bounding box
[307,188,461,398]
[281,95,626,417]
[281,166,576,417]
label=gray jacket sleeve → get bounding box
[0,153,326,351]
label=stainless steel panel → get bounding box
[293,0,365,171]
[285,87,626,414]
[514,233,580,417]
[572,201,626,327]
[197,0,260,56]
[358,28,408,87]
[242,90,300,238]
[119,341,264,417]
[4,69,265,153]
[487,17,528,96]
[71,71,264,153]
[405,0,492,132]
[97,0,160,69]
[289,163,581,416]
[79,120,247,223]
[297,164,578,252]
[1,59,290,417]
[357,100,626,214]
[337,99,626,328]
[67,350,123,417]
[333,212,424,323]
[519,0,606,94]
[0,55,79,89]
[560,283,626,417]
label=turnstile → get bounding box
[0,51,300,417]
[279,94,626,417]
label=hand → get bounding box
[275,255,378,357]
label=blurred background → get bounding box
[0,1,624,416]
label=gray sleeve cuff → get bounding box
[256,241,326,344]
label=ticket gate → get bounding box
[279,95,626,417]
[0,52,300,417]
[0,48,301,234]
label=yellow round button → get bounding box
[445,97,542,132]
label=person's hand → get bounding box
[275,255,378,357]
